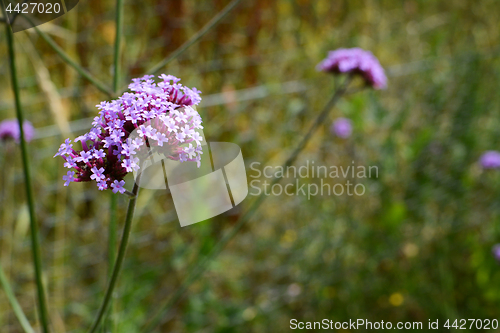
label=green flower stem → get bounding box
[108,194,117,268]
[104,1,124,331]
[87,180,141,333]
[22,14,115,98]
[3,7,51,333]
[112,0,124,93]
[104,192,118,333]
[108,0,125,270]
[0,263,35,333]
[109,0,125,270]
[142,78,352,332]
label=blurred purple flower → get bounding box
[0,119,35,143]
[54,74,204,191]
[330,117,352,139]
[492,244,500,262]
[479,151,500,169]
[317,48,387,89]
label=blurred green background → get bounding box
[2,0,500,332]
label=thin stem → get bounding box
[112,0,124,93]
[0,262,35,333]
[3,3,51,332]
[22,14,115,97]
[87,179,141,333]
[122,189,136,198]
[104,2,124,330]
[108,194,118,271]
[120,0,243,93]
[142,77,352,332]
[103,192,118,333]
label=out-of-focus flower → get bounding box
[330,117,352,138]
[389,292,404,307]
[54,74,204,191]
[479,151,500,169]
[492,244,500,262]
[317,48,387,89]
[0,119,35,143]
[287,283,302,298]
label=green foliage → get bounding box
[2,0,500,331]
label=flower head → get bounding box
[479,151,500,169]
[330,117,352,139]
[55,74,204,192]
[0,119,35,143]
[317,48,387,89]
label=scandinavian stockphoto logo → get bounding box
[129,108,248,227]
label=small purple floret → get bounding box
[111,180,126,194]
[63,171,76,186]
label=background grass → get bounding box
[2,0,500,331]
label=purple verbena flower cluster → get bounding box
[316,48,387,89]
[55,74,204,192]
[0,119,35,143]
